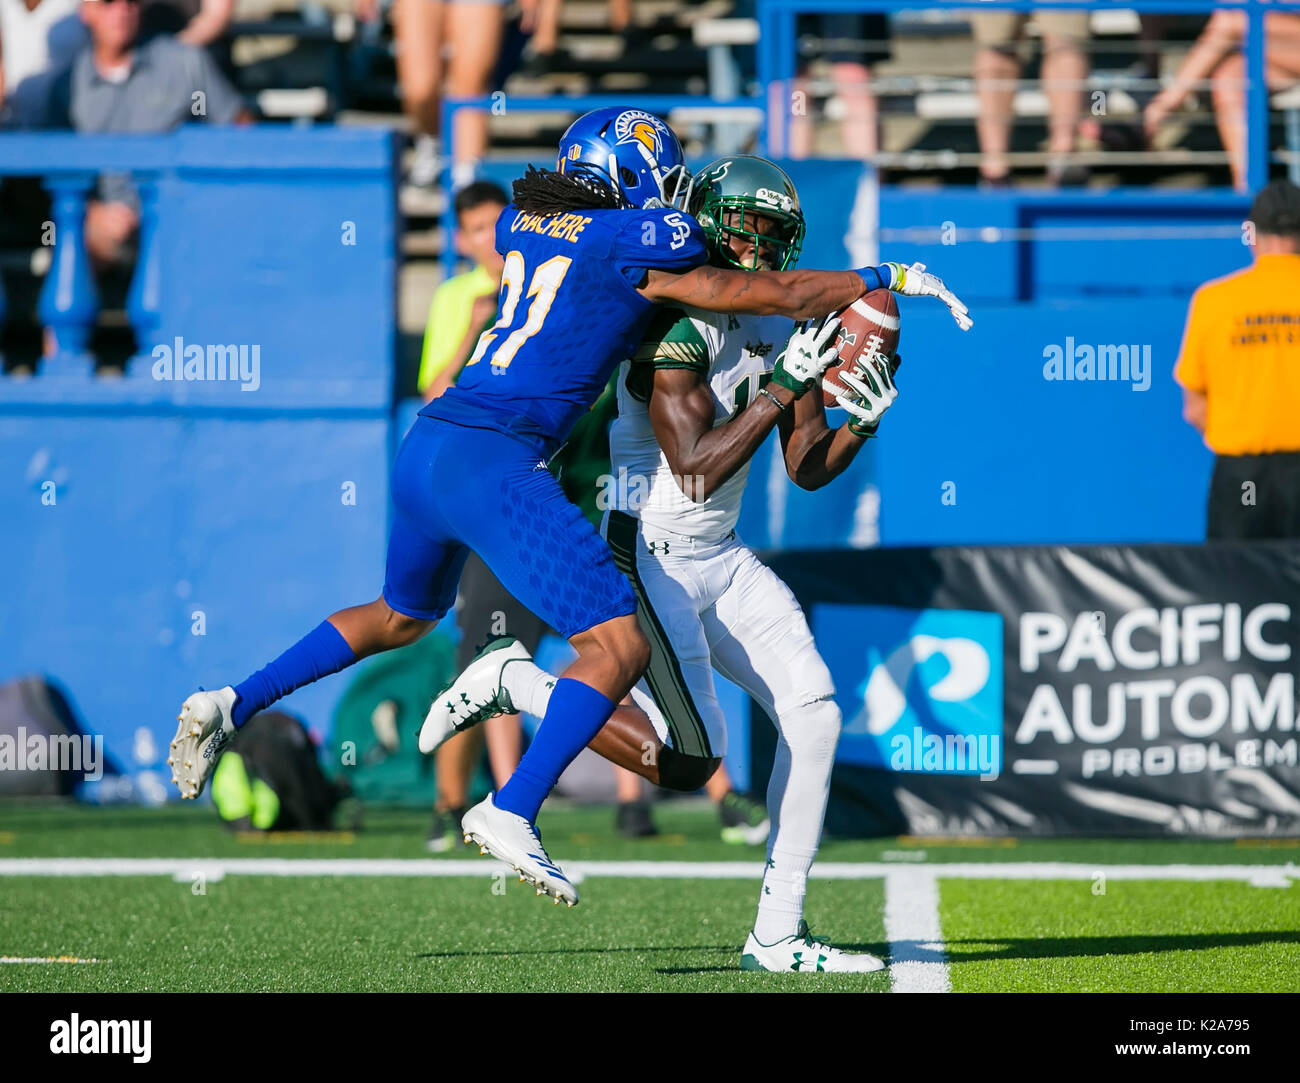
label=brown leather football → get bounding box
[822,288,901,409]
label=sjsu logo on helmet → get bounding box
[612,110,664,156]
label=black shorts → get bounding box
[797,14,891,66]
[454,551,551,671]
[1206,451,1300,540]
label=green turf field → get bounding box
[0,802,1296,992]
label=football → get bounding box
[822,288,901,408]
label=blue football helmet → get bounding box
[555,107,689,209]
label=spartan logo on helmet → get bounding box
[612,110,666,156]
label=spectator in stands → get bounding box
[972,9,1090,186]
[46,0,249,267]
[418,180,507,399]
[138,0,234,47]
[519,0,630,73]
[375,0,506,189]
[1143,11,1300,192]
[523,0,560,59]
[1176,180,1300,539]
[0,0,87,128]
[789,12,889,160]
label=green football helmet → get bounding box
[688,155,806,272]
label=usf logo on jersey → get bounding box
[745,340,774,359]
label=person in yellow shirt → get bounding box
[1175,180,1300,539]
[418,180,508,401]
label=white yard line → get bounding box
[2,858,1292,991]
[884,868,950,993]
[0,858,1293,883]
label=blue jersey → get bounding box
[421,202,707,456]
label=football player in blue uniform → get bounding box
[169,107,972,906]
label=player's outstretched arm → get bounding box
[639,264,867,321]
[640,261,972,329]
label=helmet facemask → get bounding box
[700,201,805,272]
[689,156,807,272]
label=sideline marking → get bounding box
[884,868,950,993]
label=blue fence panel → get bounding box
[875,299,1215,546]
[877,189,1251,303]
[0,128,397,775]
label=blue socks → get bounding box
[495,677,616,823]
[230,619,357,728]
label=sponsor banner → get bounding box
[764,542,1300,836]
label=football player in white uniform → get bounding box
[424,157,919,972]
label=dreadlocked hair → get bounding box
[512,164,623,215]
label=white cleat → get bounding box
[167,687,237,800]
[740,921,885,973]
[418,636,535,755]
[461,794,579,907]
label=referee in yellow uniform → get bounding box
[1175,180,1300,539]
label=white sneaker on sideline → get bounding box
[740,921,885,973]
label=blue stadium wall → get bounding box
[0,131,1245,781]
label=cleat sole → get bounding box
[464,829,576,907]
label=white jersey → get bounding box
[608,305,793,539]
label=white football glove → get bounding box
[771,315,841,396]
[824,350,899,437]
[882,261,973,332]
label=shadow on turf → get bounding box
[656,940,891,975]
[655,966,737,974]
[416,939,892,975]
[944,930,1300,962]
[417,944,740,960]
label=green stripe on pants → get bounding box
[604,510,714,759]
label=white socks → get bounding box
[501,659,556,718]
[754,843,817,944]
[752,698,841,943]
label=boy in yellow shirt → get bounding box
[418,181,508,400]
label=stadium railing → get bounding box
[0,135,166,373]
[755,0,1300,191]
[0,126,395,395]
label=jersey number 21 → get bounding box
[466,251,572,371]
